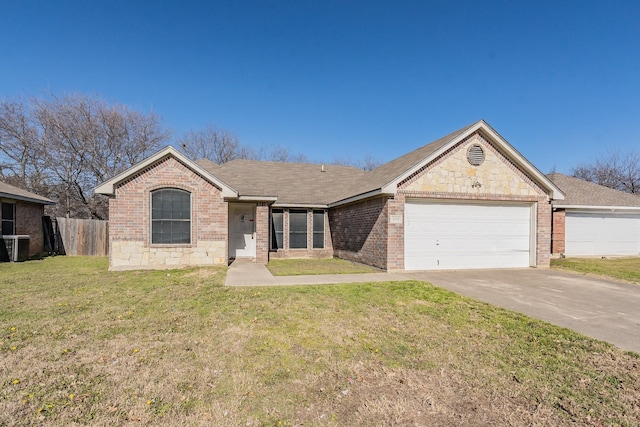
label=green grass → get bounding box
[266,257,382,276]
[1,257,639,426]
[552,257,640,284]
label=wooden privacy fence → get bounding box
[56,218,109,256]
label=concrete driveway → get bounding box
[404,269,640,354]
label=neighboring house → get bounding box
[0,181,56,258]
[95,120,565,271]
[548,173,640,257]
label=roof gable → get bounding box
[403,133,546,197]
[94,146,238,198]
[0,181,55,205]
[331,120,564,206]
[547,173,640,209]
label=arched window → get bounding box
[151,188,191,244]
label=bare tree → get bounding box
[0,93,170,219]
[572,149,640,194]
[0,98,49,194]
[360,154,383,172]
[253,144,308,163]
[179,126,313,165]
[179,125,246,164]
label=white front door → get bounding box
[404,201,533,270]
[565,212,640,256]
[229,203,256,259]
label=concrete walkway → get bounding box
[224,259,409,286]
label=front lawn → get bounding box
[266,257,381,276]
[552,257,640,284]
[1,257,639,426]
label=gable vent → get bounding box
[467,144,485,166]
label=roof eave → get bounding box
[553,204,640,211]
[235,195,278,202]
[328,189,387,208]
[94,146,238,198]
[0,192,56,205]
[272,202,329,208]
[479,124,565,200]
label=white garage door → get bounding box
[404,201,533,270]
[565,212,640,256]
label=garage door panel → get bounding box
[404,202,532,270]
[565,213,640,256]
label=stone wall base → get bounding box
[110,240,226,270]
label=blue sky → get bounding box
[1,1,639,173]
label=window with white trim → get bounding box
[151,188,191,244]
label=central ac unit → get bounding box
[1,235,30,262]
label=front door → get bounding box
[229,203,256,259]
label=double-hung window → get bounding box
[151,189,191,244]
[1,202,15,236]
[289,209,307,249]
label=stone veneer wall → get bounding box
[403,133,543,197]
[15,201,45,256]
[109,156,228,270]
[329,197,388,269]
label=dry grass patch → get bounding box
[267,258,381,276]
[552,257,640,284]
[1,257,639,426]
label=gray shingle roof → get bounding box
[196,158,366,205]
[195,121,479,206]
[333,121,481,202]
[0,181,55,205]
[547,173,640,207]
[195,120,562,206]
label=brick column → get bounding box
[551,208,565,255]
[386,194,405,271]
[255,203,269,264]
[536,201,552,267]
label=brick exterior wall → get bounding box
[386,194,404,271]
[14,201,45,256]
[536,200,552,267]
[109,156,228,269]
[269,208,333,259]
[255,203,269,264]
[329,196,388,270]
[551,208,566,255]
